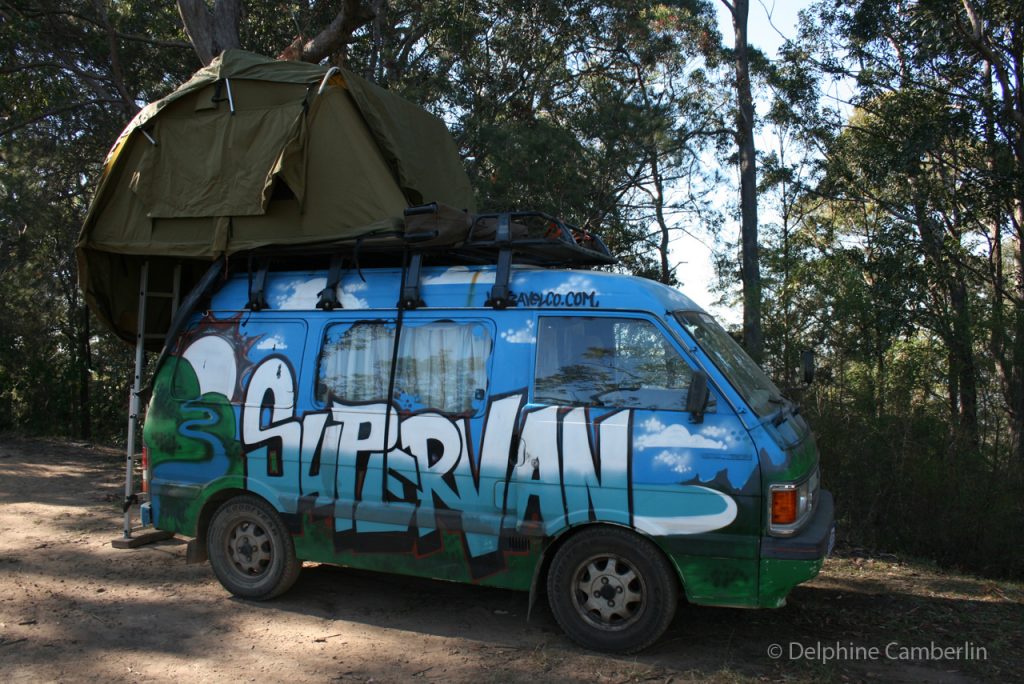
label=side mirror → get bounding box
[686,371,710,423]
[800,350,816,385]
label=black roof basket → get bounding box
[460,211,614,308]
[402,205,616,308]
[461,210,615,267]
[221,205,616,310]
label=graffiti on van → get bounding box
[149,322,755,580]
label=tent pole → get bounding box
[121,261,149,539]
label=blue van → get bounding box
[140,211,833,653]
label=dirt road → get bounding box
[1,436,1020,682]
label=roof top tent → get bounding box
[78,50,614,545]
[78,50,476,349]
[78,50,477,545]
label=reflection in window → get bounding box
[534,317,693,409]
[674,311,781,417]
[317,322,394,403]
[317,320,491,414]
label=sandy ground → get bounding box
[1,436,1021,683]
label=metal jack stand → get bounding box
[111,261,175,549]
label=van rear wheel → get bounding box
[546,527,678,653]
[207,495,300,600]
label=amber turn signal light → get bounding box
[771,489,798,525]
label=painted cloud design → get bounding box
[273,277,369,310]
[635,416,727,450]
[273,277,325,310]
[653,449,694,475]
[255,335,287,351]
[338,281,369,309]
[500,320,536,344]
[550,274,598,296]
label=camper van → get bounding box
[138,212,834,654]
[78,53,831,653]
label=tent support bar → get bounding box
[247,259,270,311]
[486,214,515,309]
[316,255,344,310]
[121,261,148,539]
[171,263,181,318]
[398,252,425,309]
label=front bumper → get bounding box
[758,489,835,607]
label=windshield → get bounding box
[674,311,783,418]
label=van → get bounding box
[140,212,834,653]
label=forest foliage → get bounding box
[1,0,1022,578]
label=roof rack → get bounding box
[144,206,617,419]
[222,205,616,310]
[407,205,615,309]
[462,210,616,267]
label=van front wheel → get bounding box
[546,527,678,653]
[207,495,300,600]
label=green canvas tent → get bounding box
[78,50,475,347]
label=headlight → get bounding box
[769,468,819,536]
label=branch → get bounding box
[94,0,135,114]
[0,99,123,137]
[115,32,192,50]
[299,0,376,65]
[958,0,1024,131]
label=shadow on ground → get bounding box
[1,435,1020,683]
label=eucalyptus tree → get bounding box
[0,0,194,439]
[799,0,1024,453]
[716,0,763,362]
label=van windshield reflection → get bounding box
[673,311,783,418]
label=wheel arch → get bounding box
[526,521,684,619]
[185,487,251,564]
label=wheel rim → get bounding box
[571,553,646,631]
[225,518,274,579]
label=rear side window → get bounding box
[317,321,395,404]
[317,319,492,415]
[534,316,693,409]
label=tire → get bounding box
[546,526,678,653]
[207,495,301,600]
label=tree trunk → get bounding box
[724,0,763,362]
[915,191,979,447]
[176,0,241,66]
[949,274,979,446]
[1010,202,1024,465]
[650,151,672,285]
[78,304,92,441]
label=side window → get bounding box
[534,316,694,409]
[317,321,395,404]
[395,320,492,415]
[317,319,492,415]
